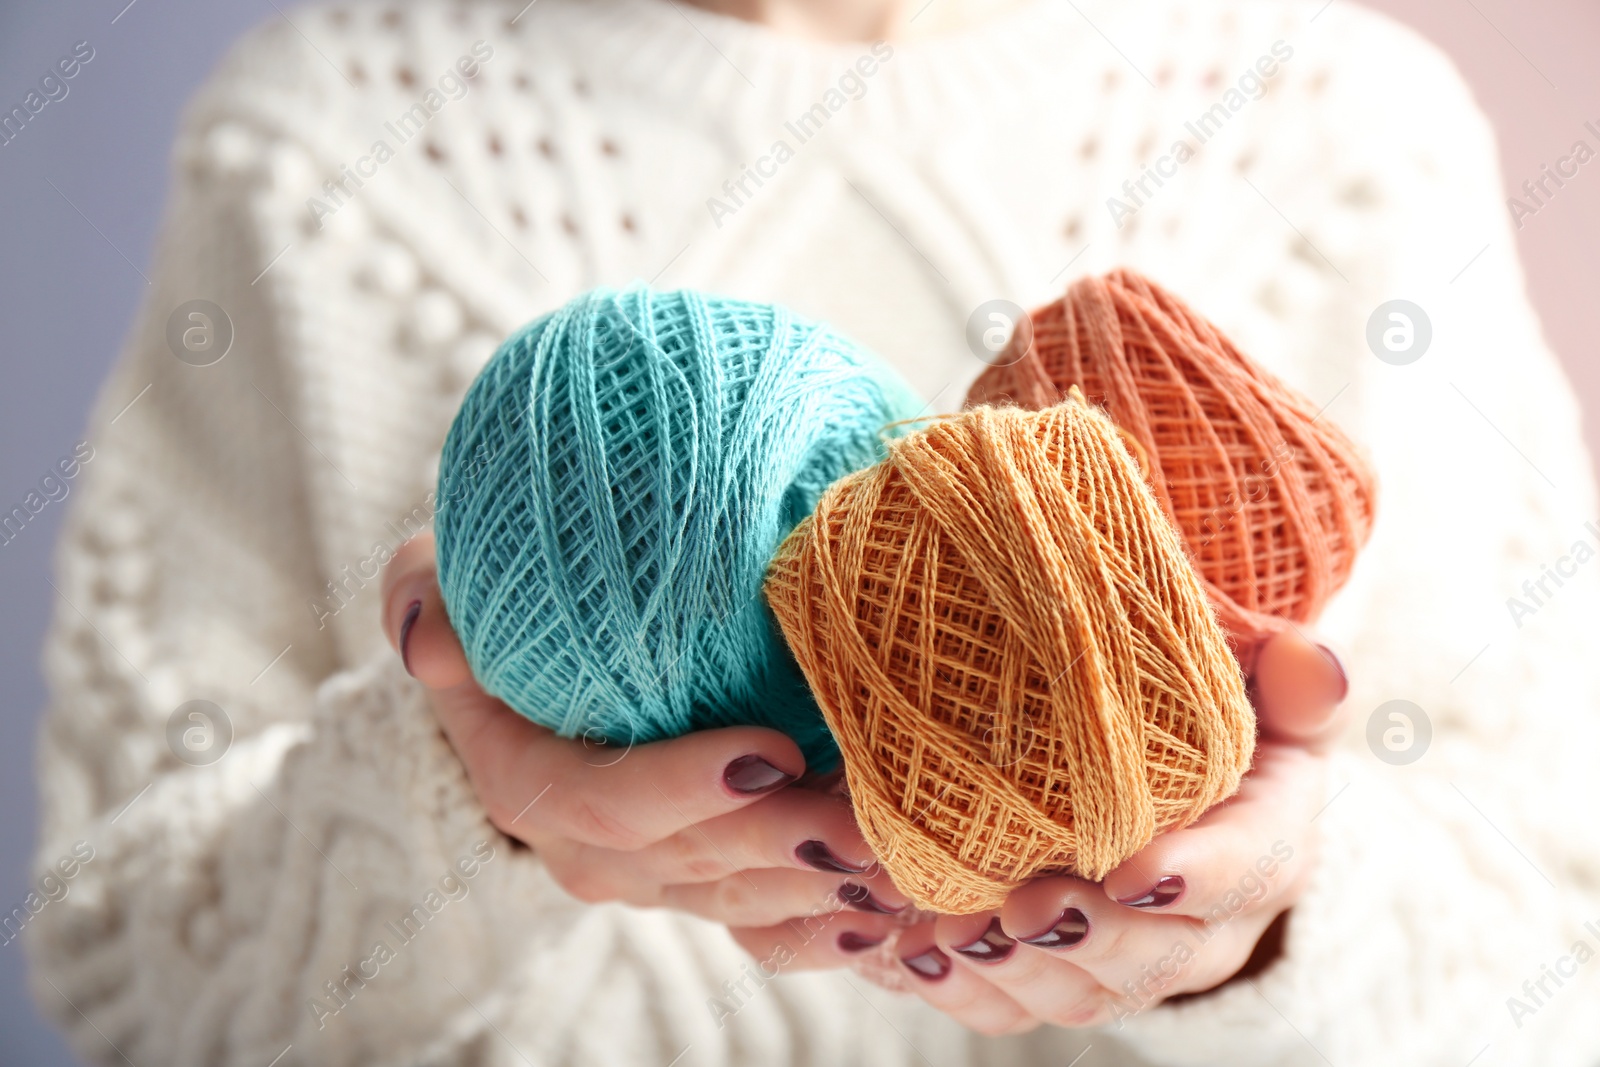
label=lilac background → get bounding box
[1,1,1595,1062]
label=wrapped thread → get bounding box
[435,288,923,768]
[967,269,1378,640]
[765,400,1255,913]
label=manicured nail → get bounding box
[951,918,1016,964]
[1316,644,1349,703]
[1118,875,1185,909]
[722,755,796,796]
[839,882,902,915]
[837,931,884,953]
[796,840,868,874]
[399,600,422,675]
[1019,907,1090,950]
[900,947,951,981]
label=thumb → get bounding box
[1247,628,1350,750]
[380,532,473,691]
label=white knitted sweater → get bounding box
[28,0,1600,1064]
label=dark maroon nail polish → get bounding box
[901,947,951,981]
[1118,875,1185,909]
[399,600,422,675]
[796,840,868,874]
[1316,644,1349,702]
[1019,907,1090,950]
[839,882,902,915]
[722,755,797,796]
[951,918,1016,964]
[837,931,884,954]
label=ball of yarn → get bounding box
[764,399,1255,914]
[967,269,1378,638]
[435,287,922,768]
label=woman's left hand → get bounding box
[728,628,1350,1034]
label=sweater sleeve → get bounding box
[1115,10,1600,1067]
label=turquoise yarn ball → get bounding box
[434,287,922,769]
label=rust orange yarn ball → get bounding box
[967,269,1378,640]
[764,399,1255,914]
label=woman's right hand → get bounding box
[379,533,911,933]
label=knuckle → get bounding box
[559,794,650,851]
[657,830,730,882]
[707,876,757,919]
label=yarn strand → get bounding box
[766,398,1254,913]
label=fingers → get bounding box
[997,875,1186,999]
[382,538,810,851]
[381,532,472,690]
[1249,628,1350,749]
[892,922,1039,1036]
[584,787,883,885]
[660,869,909,928]
[727,912,901,972]
[430,719,807,855]
[991,876,1266,1008]
[1098,743,1321,921]
[930,911,1110,1028]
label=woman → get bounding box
[29,0,1600,1063]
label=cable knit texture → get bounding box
[26,0,1600,1064]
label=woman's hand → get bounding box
[379,533,911,928]
[728,629,1350,1033]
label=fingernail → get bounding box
[837,931,884,953]
[1019,907,1090,950]
[1316,644,1349,702]
[900,946,951,981]
[951,918,1015,964]
[399,600,422,675]
[1118,875,1185,909]
[722,755,796,796]
[839,882,902,915]
[796,840,868,874]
